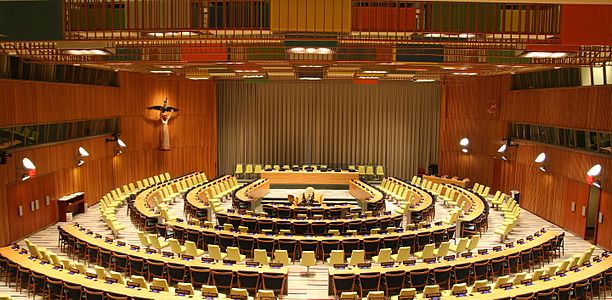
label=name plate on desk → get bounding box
[269,263,283,269]
[444,255,455,261]
[104,277,117,284]
[505,242,514,248]
[126,281,141,288]
[521,279,533,285]
[246,261,260,267]
[381,262,395,268]
[477,286,491,293]
[477,249,488,255]
[500,283,513,290]
[150,285,164,293]
[461,252,472,258]
[526,235,534,241]
[403,259,416,266]
[423,257,437,264]
[105,237,114,243]
[162,251,174,258]
[357,263,371,269]
[116,241,126,247]
[223,259,236,265]
[130,245,140,251]
[201,257,214,263]
[85,272,97,280]
[175,289,192,296]
[333,264,348,269]
[181,254,194,261]
[493,246,502,252]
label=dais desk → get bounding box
[261,170,359,185]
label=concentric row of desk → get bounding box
[58,223,289,294]
[327,229,563,295]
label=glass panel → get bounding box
[575,130,586,150]
[599,132,611,154]
[588,131,599,151]
[567,129,575,148]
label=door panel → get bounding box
[562,178,589,238]
[596,190,612,250]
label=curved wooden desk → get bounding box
[328,229,562,295]
[443,253,611,299]
[261,170,359,185]
[350,179,385,212]
[0,246,176,299]
[422,174,470,188]
[383,177,435,223]
[235,179,270,211]
[183,175,241,221]
[60,224,289,293]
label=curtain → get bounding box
[217,80,440,179]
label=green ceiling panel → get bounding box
[0,0,63,41]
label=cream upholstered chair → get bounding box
[372,248,392,264]
[109,271,125,284]
[208,245,227,261]
[235,164,244,177]
[466,236,480,251]
[137,232,150,247]
[130,275,149,289]
[169,238,186,254]
[245,164,254,178]
[348,250,365,266]
[366,291,385,300]
[254,249,270,265]
[512,273,527,285]
[446,283,467,296]
[422,285,440,298]
[230,288,252,300]
[94,265,106,279]
[433,242,450,257]
[391,247,411,262]
[151,278,171,292]
[256,290,275,300]
[469,280,488,294]
[227,247,246,262]
[414,244,435,259]
[177,283,195,295]
[148,234,169,250]
[326,250,345,265]
[274,250,292,266]
[184,241,205,257]
[74,263,87,274]
[449,238,468,253]
[254,165,263,177]
[390,288,416,300]
[492,275,510,289]
[340,292,358,300]
[300,251,316,275]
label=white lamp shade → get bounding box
[497,144,507,153]
[459,138,470,147]
[461,148,469,153]
[535,152,547,163]
[117,139,127,148]
[587,164,602,177]
[78,147,90,157]
[22,158,36,170]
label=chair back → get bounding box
[376,248,392,263]
[328,250,345,265]
[254,249,269,265]
[300,251,316,267]
[151,278,170,291]
[208,245,224,261]
[274,250,290,266]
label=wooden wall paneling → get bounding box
[562,178,590,238]
[0,72,217,245]
[596,190,612,250]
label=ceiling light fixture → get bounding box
[452,72,478,76]
[158,65,183,69]
[362,70,388,74]
[497,144,508,153]
[298,65,323,68]
[299,77,322,81]
[413,79,436,83]
[289,47,333,55]
[147,31,199,37]
[65,49,110,55]
[150,70,173,74]
[357,76,379,80]
[521,52,569,58]
[242,74,265,79]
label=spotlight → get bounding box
[77,159,85,166]
[459,137,469,153]
[534,152,547,163]
[22,158,36,170]
[497,144,507,153]
[78,147,90,157]
[538,166,547,172]
[106,133,126,155]
[587,164,602,177]
[501,155,508,161]
[117,139,127,148]
[593,180,601,189]
[115,150,123,156]
[21,174,30,181]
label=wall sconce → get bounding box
[21,157,36,181]
[77,146,89,166]
[587,164,602,188]
[497,144,508,160]
[106,133,127,155]
[534,152,547,172]
[497,138,519,161]
[459,137,469,153]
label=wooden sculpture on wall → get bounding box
[146,98,179,150]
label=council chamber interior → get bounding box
[0,0,611,299]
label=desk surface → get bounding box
[1,246,171,299]
[261,170,359,185]
[448,254,612,299]
[422,175,469,188]
[329,230,559,276]
[63,224,288,275]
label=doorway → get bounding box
[585,185,601,242]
